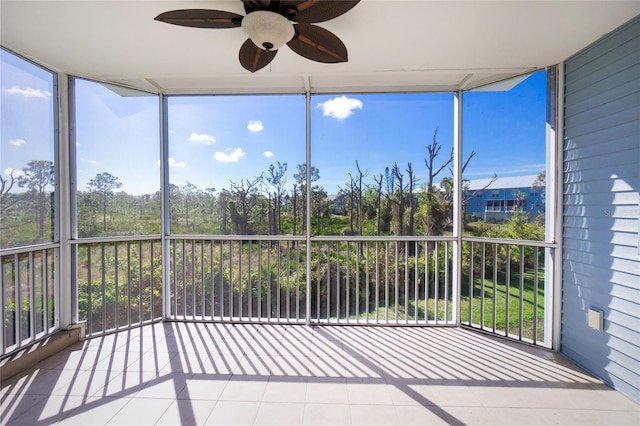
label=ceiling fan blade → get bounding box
[287,24,347,63]
[154,9,243,29]
[242,0,271,14]
[278,1,359,23]
[239,38,277,72]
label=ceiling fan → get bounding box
[155,0,360,72]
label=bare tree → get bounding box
[425,127,452,193]
[355,160,368,235]
[372,173,384,235]
[266,161,288,234]
[0,169,18,217]
[229,176,262,234]
[391,163,406,236]
[406,162,417,236]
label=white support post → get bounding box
[452,91,463,325]
[160,94,171,320]
[548,64,564,351]
[58,73,73,329]
[305,89,312,326]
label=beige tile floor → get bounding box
[1,323,638,425]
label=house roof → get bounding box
[465,174,541,191]
[1,1,638,94]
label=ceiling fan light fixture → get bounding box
[241,11,295,51]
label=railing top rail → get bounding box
[462,236,557,248]
[311,235,456,242]
[167,234,305,242]
[167,234,456,243]
[71,235,161,245]
[0,242,60,257]
[67,234,556,248]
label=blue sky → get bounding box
[2,47,546,196]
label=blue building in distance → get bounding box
[463,174,544,222]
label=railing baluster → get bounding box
[138,241,143,324]
[172,239,177,318]
[533,247,539,345]
[346,241,350,323]
[414,241,418,324]
[505,244,511,337]
[209,241,215,319]
[228,240,233,319]
[365,242,370,324]
[336,242,341,322]
[469,242,474,326]
[493,243,498,333]
[375,241,379,324]
[190,240,196,319]
[276,241,280,321]
[424,241,429,323]
[519,245,525,341]
[356,241,360,324]
[239,240,243,320]
[394,241,399,324]
[286,240,290,321]
[219,240,224,320]
[150,241,155,321]
[101,242,106,333]
[43,249,50,333]
[258,241,262,320]
[87,246,92,335]
[385,241,389,323]
[326,242,330,321]
[267,240,271,320]
[200,240,205,320]
[404,241,409,324]
[444,241,449,324]
[248,240,252,321]
[295,241,300,321]
[29,251,35,342]
[481,242,485,329]
[316,242,321,322]
[0,258,5,354]
[114,243,119,328]
[434,242,439,324]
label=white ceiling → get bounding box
[1,1,638,94]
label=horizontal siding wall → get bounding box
[562,15,640,403]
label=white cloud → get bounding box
[156,158,187,168]
[9,139,26,147]
[247,121,264,132]
[214,148,245,163]
[263,151,275,158]
[4,86,52,98]
[168,157,186,168]
[188,132,216,144]
[317,96,363,120]
[80,157,97,164]
[4,168,25,178]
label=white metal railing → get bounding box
[72,237,163,337]
[167,236,457,326]
[168,236,306,323]
[65,235,554,346]
[310,237,455,325]
[460,237,556,347]
[1,244,59,357]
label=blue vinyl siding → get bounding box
[561,15,640,403]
